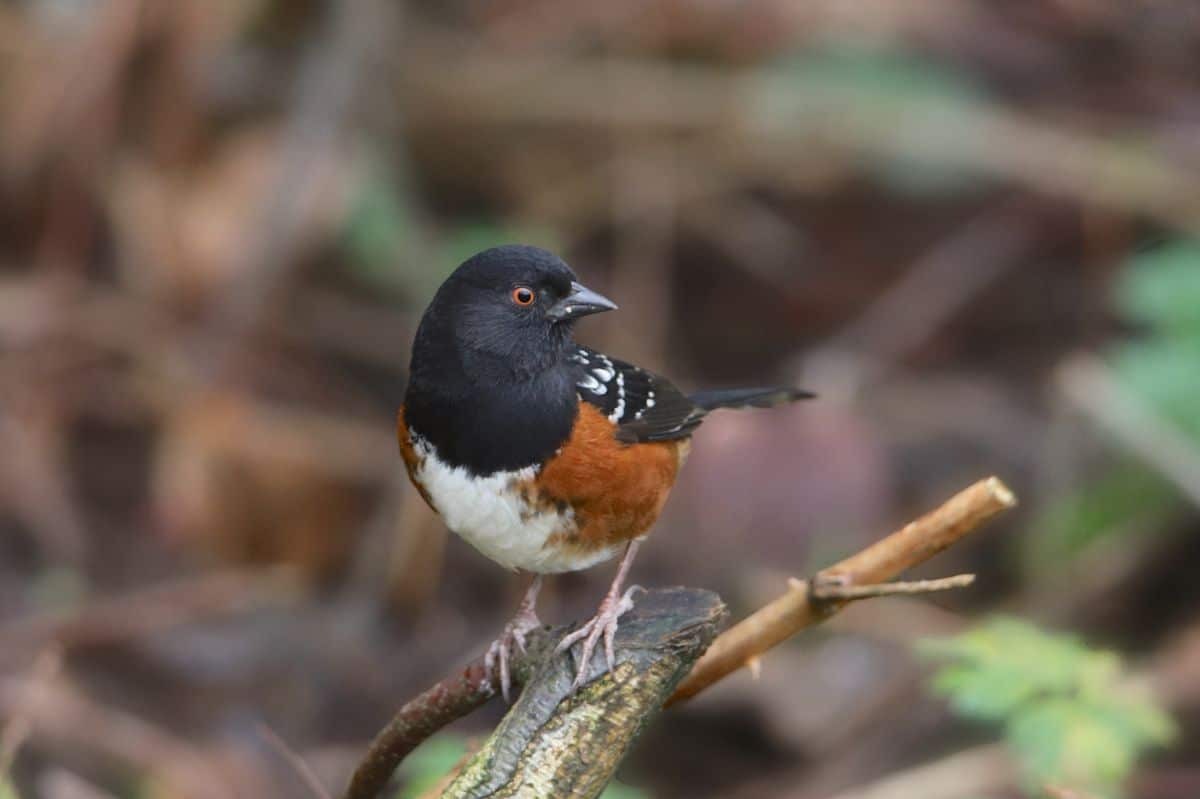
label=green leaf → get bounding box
[395,735,468,799]
[920,617,1095,702]
[0,776,17,799]
[1025,463,1176,570]
[1115,241,1200,337]
[1111,339,1200,440]
[1010,699,1135,792]
[922,618,1176,795]
[601,780,651,799]
[930,663,1040,720]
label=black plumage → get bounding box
[571,346,814,444]
[405,244,813,475]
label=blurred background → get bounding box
[2,1,1199,797]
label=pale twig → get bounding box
[257,723,332,799]
[667,477,1015,705]
[804,573,975,600]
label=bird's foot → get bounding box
[484,605,542,703]
[556,584,642,692]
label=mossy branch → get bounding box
[439,588,724,798]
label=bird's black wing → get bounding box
[572,346,816,445]
[570,346,703,443]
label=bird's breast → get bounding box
[397,407,622,573]
[396,403,684,574]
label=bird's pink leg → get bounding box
[556,540,642,691]
[485,574,543,702]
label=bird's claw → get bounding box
[556,585,641,692]
[484,610,541,703]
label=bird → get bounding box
[397,245,812,700]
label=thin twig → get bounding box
[804,573,976,600]
[666,476,1015,705]
[257,723,332,799]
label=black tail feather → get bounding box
[688,387,815,412]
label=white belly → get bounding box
[411,438,621,573]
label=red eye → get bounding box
[512,286,535,306]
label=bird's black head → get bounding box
[404,245,617,473]
[411,245,617,385]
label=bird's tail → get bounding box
[688,387,815,412]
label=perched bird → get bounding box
[398,245,811,699]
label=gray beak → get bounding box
[547,281,618,321]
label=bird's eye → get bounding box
[511,286,535,306]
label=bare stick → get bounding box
[805,574,976,600]
[667,477,1015,705]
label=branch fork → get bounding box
[344,476,1016,799]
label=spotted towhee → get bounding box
[398,245,811,699]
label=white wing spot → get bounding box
[592,366,614,382]
[609,372,626,422]
[579,373,606,394]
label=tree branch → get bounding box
[666,476,1015,705]
[439,588,724,798]
[342,589,723,799]
[342,656,500,799]
[343,477,1016,798]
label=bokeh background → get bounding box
[2,1,1200,797]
